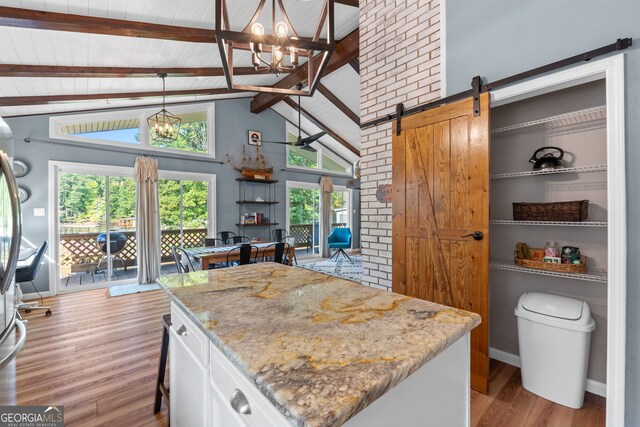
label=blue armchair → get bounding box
[327,227,352,261]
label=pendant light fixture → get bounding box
[147,73,181,142]
[215,0,335,96]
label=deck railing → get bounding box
[59,228,208,276]
[287,223,347,248]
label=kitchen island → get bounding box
[157,263,480,427]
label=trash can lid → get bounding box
[521,292,584,320]
[515,292,596,332]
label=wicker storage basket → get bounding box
[512,200,589,221]
[514,247,587,274]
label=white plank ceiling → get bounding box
[0,0,360,157]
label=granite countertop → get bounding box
[158,263,480,427]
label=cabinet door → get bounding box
[170,326,209,427]
[209,380,248,427]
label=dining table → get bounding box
[184,242,295,269]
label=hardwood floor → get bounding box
[17,288,170,426]
[16,290,605,427]
[471,359,605,427]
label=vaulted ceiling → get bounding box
[0,0,361,163]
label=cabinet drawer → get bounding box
[209,342,292,427]
[171,302,208,362]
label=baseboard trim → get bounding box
[22,291,52,301]
[489,347,606,398]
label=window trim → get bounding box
[49,103,216,158]
[284,122,353,176]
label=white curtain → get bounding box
[320,176,333,258]
[134,156,161,284]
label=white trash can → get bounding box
[515,292,595,409]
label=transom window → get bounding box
[285,122,352,175]
[50,103,215,157]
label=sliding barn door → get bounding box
[392,93,490,393]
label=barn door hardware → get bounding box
[471,76,482,117]
[395,102,404,136]
[361,37,632,130]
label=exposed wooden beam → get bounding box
[250,29,359,114]
[317,84,360,126]
[283,97,359,157]
[348,58,360,74]
[0,64,260,78]
[0,88,234,106]
[335,0,359,6]
[0,6,216,43]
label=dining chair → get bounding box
[225,244,258,266]
[217,231,237,244]
[261,242,288,264]
[229,235,251,245]
[172,246,196,273]
[272,228,287,242]
[204,237,226,247]
[282,236,298,265]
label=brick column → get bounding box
[360,0,442,290]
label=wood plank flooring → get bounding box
[16,289,605,426]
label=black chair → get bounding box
[226,244,258,266]
[154,313,171,418]
[95,232,128,277]
[281,235,298,265]
[229,235,251,245]
[261,242,289,264]
[217,231,236,244]
[204,237,226,247]
[172,246,196,274]
[16,241,51,317]
[272,228,287,242]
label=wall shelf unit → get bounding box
[491,105,606,137]
[490,164,607,180]
[236,177,278,239]
[490,260,608,284]
[490,219,608,227]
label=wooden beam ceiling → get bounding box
[250,29,359,114]
[0,64,260,78]
[283,97,359,157]
[348,58,360,74]
[0,6,216,43]
[335,0,359,6]
[0,88,234,107]
[317,84,360,126]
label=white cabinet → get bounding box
[170,304,210,427]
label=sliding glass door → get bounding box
[158,174,213,252]
[286,181,352,258]
[57,166,136,290]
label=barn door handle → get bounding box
[461,231,484,241]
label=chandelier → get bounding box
[147,73,181,141]
[215,0,335,96]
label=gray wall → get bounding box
[446,1,639,422]
[4,98,360,293]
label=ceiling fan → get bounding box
[262,91,325,152]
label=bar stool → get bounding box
[154,313,171,421]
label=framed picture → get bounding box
[248,130,262,146]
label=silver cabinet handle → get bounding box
[176,324,188,336]
[230,389,252,415]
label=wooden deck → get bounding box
[15,289,605,427]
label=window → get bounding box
[285,122,352,175]
[50,104,215,157]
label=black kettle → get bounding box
[529,146,564,170]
